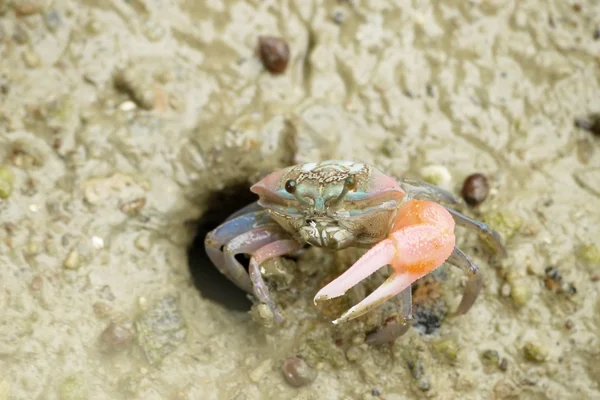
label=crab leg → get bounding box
[399,178,461,205]
[205,210,277,292]
[447,246,483,315]
[248,240,303,324]
[314,200,456,324]
[225,201,262,221]
[445,207,507,258]
[221,227,285,293]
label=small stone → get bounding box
[86,19,103,35]
[461,173,490,206]
[510,282,530,306]
[576,244,600,265]
[93,302,112,318]
[120,198,146,215]
[523,342,548,362]
[91,236,104,250]
[565,320,574,330]
[594,28,600,40]
[406,359,430,392]
[99,321,134,353]
[345,346,364,362]
[13,0,42,16]
[482,210,522,241]
[499,358,509,371]
[134,233,151,251]
[22,50,41,68]
[251,303,275,328]
[331,9,345,24]
[434,339,458,361]
[420,165,452,188]
[281,357,317,387]
[258,36,290,74]
[250,359,273,383]
[482,350,500,365]
[142,20,165,42]
[0,166,14,199]
[30,275,43,291]
[63,249,80,269]
[44,9,61,32]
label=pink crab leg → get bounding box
[248,239,303,324]
[314,200,456,324]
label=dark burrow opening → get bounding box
[187,182,258,312]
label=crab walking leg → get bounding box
[205,211,277,291]
[225,201,262,221]
[399,179,461,205]
[248,240,303,324]
[445,207,507,258]
[221,227,285,293]
[315,200,456,324]
[447,246,483,315]
[365,286,413,345]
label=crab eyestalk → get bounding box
[329,175,357,208]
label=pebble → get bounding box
[461,173,490,206]
[434,339,458,361]
[250,359,273,383]
[523,342,548,362]
[22,50,41,68]
[120,198,146,215]
[44,9,61,32]
[13,0,42,16]
[510,282,530,306]
[406,359,430,392]
[99,321,134,353]
[63,249,80,269]
[345,346,364,362]
[420,165,452,188]
[281,357,317,387]
[258,36,290,74]
[0,166,14,199]
[482,349,499,365]
[93,302,113,318]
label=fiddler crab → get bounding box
[205,161,506,344]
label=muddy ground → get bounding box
[1,0,600,399]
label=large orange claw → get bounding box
[314,200,456,324]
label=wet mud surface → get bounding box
[1,1,600,399]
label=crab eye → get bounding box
[345,175,357,190]
[285,179,297,193]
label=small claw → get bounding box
[313,239,396,304]
[332,273,416,324]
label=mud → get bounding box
[1,1,599,399]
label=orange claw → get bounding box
[314,200,456,324]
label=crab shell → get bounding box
[250,161,407,249]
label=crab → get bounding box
[205,161,506,344]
